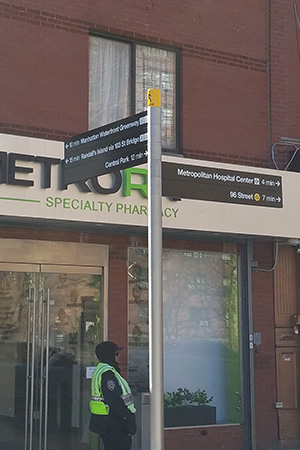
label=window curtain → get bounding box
[89,37,131,129]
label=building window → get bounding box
[89,36,178,150]
[128,248,243,427]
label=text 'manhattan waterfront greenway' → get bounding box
[63,111,148,185]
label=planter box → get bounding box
[164,405,216,428]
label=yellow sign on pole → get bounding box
[147,89,161,107]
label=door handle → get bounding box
[39,288,50,450]
[29,286,37,450]
[39,289,45,450]
[43,288,50,450]
[235,391,242,411]
[25,287,34,450]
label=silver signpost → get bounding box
[147,89,164,450]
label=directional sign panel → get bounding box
[63,112,147,185]
[162,162,283,208]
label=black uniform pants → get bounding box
[100,416,132,450]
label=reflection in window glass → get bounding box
[135,45,176,150]
[128,248,242,426]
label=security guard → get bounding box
[89,341,137,450]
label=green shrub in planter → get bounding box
[164,388,216,428]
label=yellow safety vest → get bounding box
[90,363,136,415]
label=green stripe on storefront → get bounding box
[0,197,40,203]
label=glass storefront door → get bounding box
[0,265,103,450]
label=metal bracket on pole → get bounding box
[147,88,164,450]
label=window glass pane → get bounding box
[135,45,176,150]
[128,248,243,426]
[128,249,149,391]
[89,37,131,129]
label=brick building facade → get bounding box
[0,1,300,450]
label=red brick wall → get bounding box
[252,241,279,450]
[269,0,300,170]
[270,0,300,143]
[165,425,245,450]
[1,0,270,166]
[4,0,298,168]
[0,3,88,138]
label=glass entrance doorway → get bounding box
[0,266,103,450]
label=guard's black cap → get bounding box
[95,341,124,362]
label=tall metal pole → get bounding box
[147,88,164,450]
